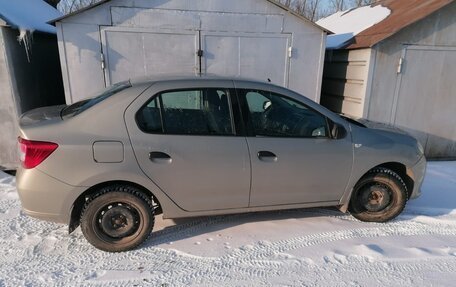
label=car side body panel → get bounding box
[16,83,191,222]
[232,80,354,206]
[246,137,354,206]
[339,124,426,206]
[15,77,426,226]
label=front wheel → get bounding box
[80,185,154,252]
[349,168,407,222]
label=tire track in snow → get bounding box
[148,208,346,246]
[1,208,456,286]
[1,170,456,287]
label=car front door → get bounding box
[236,85,353,207]
[126,81,250,212]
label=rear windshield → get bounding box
[61,81,132,119]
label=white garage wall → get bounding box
[56,0,326,103]
[367,2,456,158]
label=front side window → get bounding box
[242,89,328,138]
[137,88,234,136]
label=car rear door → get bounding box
[235,82,353,207]
[125,80,251,212]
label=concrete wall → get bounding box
[0,28,19,170]
[57,0,326,104]
[0,27,65,169]
[321,48,374,117]
[367,2,456,158]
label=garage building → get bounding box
[318,0,456,158]
[0,0,64,169]
[52,0,328,104]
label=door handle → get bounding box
[149,151,172,163]
[257,151,277,162]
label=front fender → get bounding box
[338,125,422,210]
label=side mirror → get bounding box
[330,122,347,139]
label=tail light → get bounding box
[18,138,58,169]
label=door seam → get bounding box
[244,137,253,207]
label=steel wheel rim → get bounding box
[359,183,393,212]
[95,202,141,240]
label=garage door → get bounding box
[202,32,291,87]
[392,45,456,157]
[101,27,199,85]
[101,27,292,89]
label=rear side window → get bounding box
[137,88,234,136]
[61,81,131,119]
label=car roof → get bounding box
[129,75,277,88]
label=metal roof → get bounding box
[48,0,329,33]
[347,0,454,49]
[0,0,62,34]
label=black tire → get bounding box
[80,185,154,252]
[349,168,407,222]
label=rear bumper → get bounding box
[16,168,85,224]
[408,155,427,199]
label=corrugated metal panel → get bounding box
[348,0,454,49]
[321,49,371,117]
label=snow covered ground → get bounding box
[0,162,455,286]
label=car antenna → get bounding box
[267,78,271,83]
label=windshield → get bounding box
[61,81,132,119]
[340,115,367,128]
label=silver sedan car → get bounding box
[16,77,426,252]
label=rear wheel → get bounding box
[349,168,407,222]
[80,185,154,252]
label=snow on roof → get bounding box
[317,5,391,49]
[0,0,62,34]
[325,33,355,50]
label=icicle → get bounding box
[17,29,33,62]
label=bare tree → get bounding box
[279,0,323,22]
[295,0,307,16]
[57,0,101,14]
[351,0,376,7]
[330,0,346,11]
[282,0,293,7]
[307,0,321,22]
